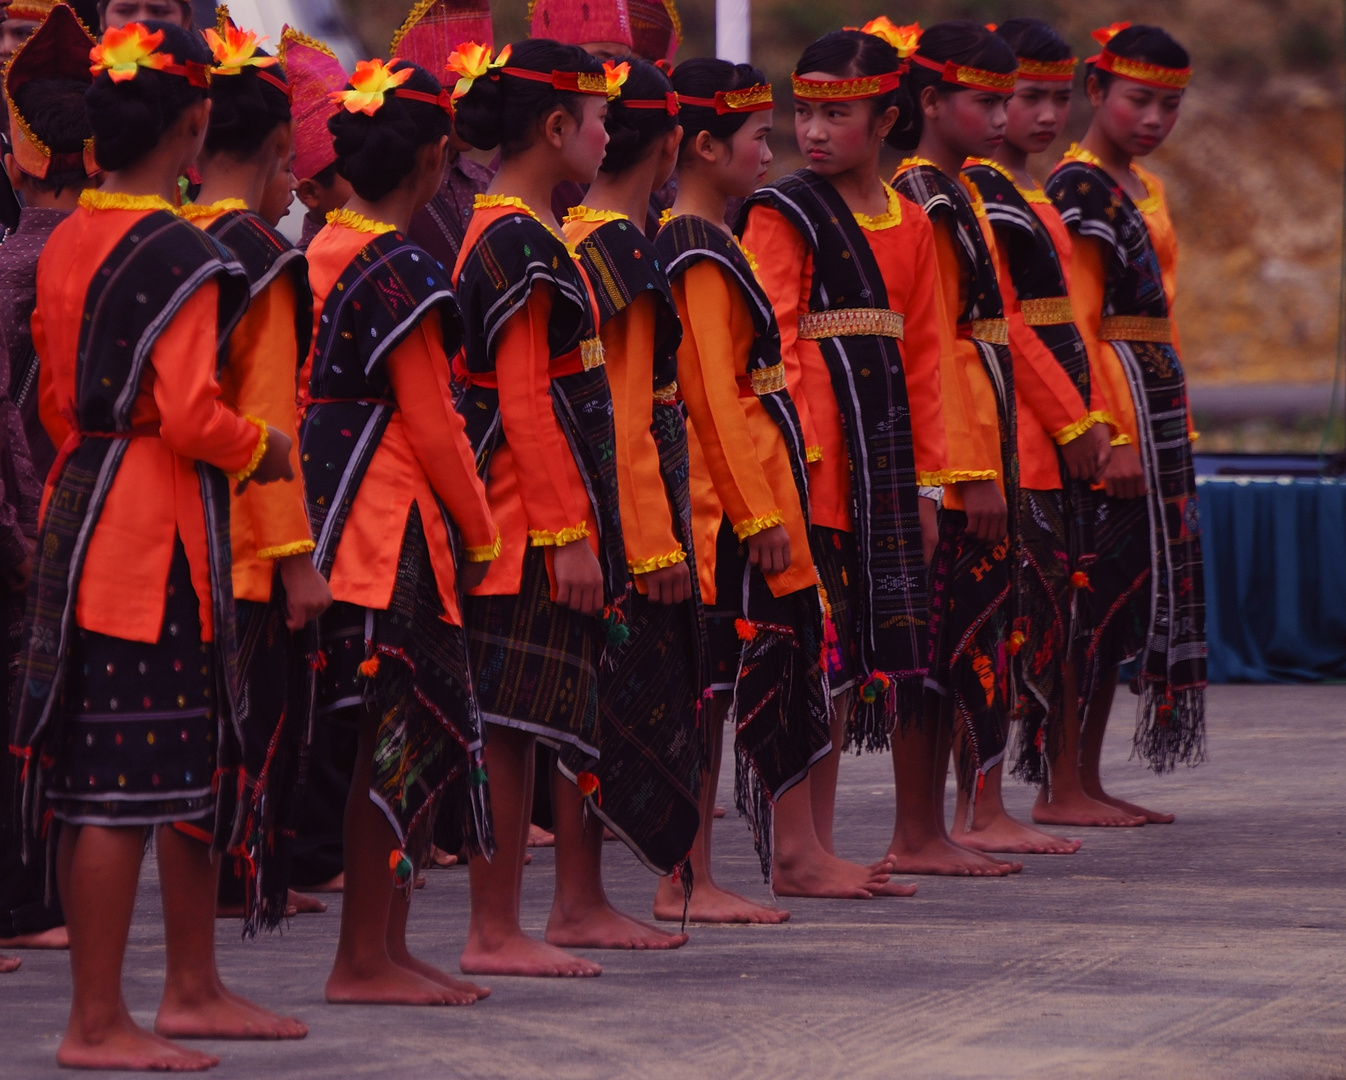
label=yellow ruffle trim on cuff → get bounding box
[528,521,590,547]
[1053,412,1100,445]
[806,445,823,463]
[917,470,950,487]
[257,539,316,561]
[732,510,783,540]
[628,547,687,574]
[228,416,269,482]
[1110,434,1133,447]
[465,532,502,562]
[940,470,998,484]
[1189,430,1200,442]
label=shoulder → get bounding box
[892,164,957,221]
[965,164,1038,236]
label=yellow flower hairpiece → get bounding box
[860,17,921,59]
[205,25,278,75]
[445,41,511,103]
[89,23,171,83]
[1091,21,1130,47]
[603,59,630,101]
[332,58,413,116]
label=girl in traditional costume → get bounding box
[302,56,498,1006]
[558,58,704,921]
[741,20,948,892]
[660,57,902,902]
[889,21,1024,876]
[10,21,298,1069]
[1043,24,1204,824]
[959,19,1119,841]
[186,14,334,932]
[452,38,683,975]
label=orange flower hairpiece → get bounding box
[89,23,171,83]
[205,25,277,75]
[603,59,630,101]
[860,17,921,59]
[333,58,413,116]
[1091,21,1130,47]
[446,41,511,103]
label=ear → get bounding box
[661,125,682,160]
[691,128,717,165]
[542,105,572,150]
[295,176,322,210]
[415,134,449,179]
[1085,73,1105,108]
[919,84,942,121]
[874,103,901,141]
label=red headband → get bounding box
[500,66,608,96]
[1088,49,1190,90]
[791,69,904,101]
[393,86,455,113]
[677,83,773,114]
[256,67,293,101]
[910,53,1015,93]
[622,90,679,115]
[1014,57,1077,82]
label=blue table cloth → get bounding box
[1198,475,1346,682]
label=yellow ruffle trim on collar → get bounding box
[853,183,903,231]
[732,509,783,540]
[178,198,248,221]
[326,208,397,235]
[735,238,760,274]
[79,189,177,213]
[465,532,503,562]
[806,445,824,463]
[563,205,628,225]
[1063,144,1161,213]
[227,416,269,482]
[658,208,674,226]
[528,521,590,547]
[257,539,316,561]
[628,547,687,575]
[965,157,1051,204]
[475,193,571,250]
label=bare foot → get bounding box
[306,872,344,893]
[428,845,459,867]
[1032,789,1146,828]
[460,931,602,977]
[3,925,68,949]
[289,889,327,914]
[0,954,19,973]
[156,987,307,1040]
[527,825,554,847]
[713,805,726,819]
[652,877,791,924]
[884,836,1016,876]
[957,813,1082,855]
[393,954,489,1004]
[59,1015,219,1071]
[327,956,478,1003]
[547,901,689,950]
[1089,790,1175,824]
[773,851,917,898]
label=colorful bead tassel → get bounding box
[358,655,380,677]
[1006,630,1026,656]
[1070,570,1092,590]
[576,771,602,807]
[602,605,631,645]
[859,670,892,704]
[388,848,413,886]
[734,618,757,642]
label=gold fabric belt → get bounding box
[739,362,787,397]
[579,337,606,370]
[1020,296,1074,327]
[1097,315,1173,343]
[797,308,905,341]
[653,381,679,404]
[960,318,1009,345]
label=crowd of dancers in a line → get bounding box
[0,0,1205,1070]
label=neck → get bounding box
[490,148,569,235]
[98,148,187,204]
[194,153,269,213]
[813,148,886,213]
[343,184,418,234]
[582,159,658,223]
[19,184,84,212]
[669,163,729,234]
[914,127,966,181]
[991,138,1033,184]
[1079,122,1132,178]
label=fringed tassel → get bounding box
[734,743,774,885]
[673,857,694,933]
[1132,683,1205,774]
[696,688,717,774]
[847,671,924,754]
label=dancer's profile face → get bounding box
[559,94,611,185]
[717,113,773,198]
[1004,79,1071,157]
[1089,76,1182,158]
[793,79,898,177]
[923,84,1009,161]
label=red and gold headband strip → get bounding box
[500,65,610,96]
[331,58,451,115]
[90,23,210,86]
[1015,57,1077,82]
[677,82,773,114]
[791,70,903,101]
[622,90,679,114]
[910,53,1015,93]
[1087,21,1190,90]
[205,25,291,101]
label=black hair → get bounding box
[892,20,1017,153]
[11,76,93,194]
[453,38,604,156]
[995,18,1072,64]
[310,160,340,189]
[204,44,291,158]
[1088,25,1190,92]
[670,57,767,154]
[601,57,676,174]
[795,29,914,148]
[84,21,210,172]
[328,60,453,202]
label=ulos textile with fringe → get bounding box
[742,172,927,751]
[9,212,248,855]
[1048,160,1205,771]
[925,510,1011,818]
[455,211,627,603]
[315,505,492,857]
